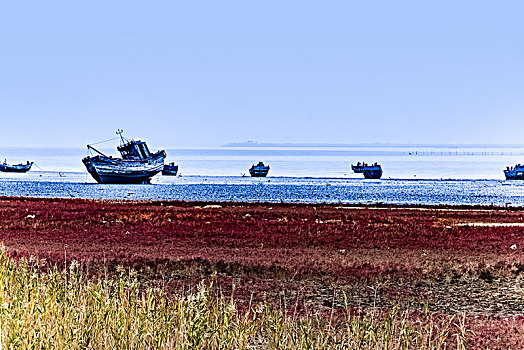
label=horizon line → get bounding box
[223,141,524,148]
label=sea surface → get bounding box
[0,145,524,206]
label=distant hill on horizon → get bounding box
[223,141,524,148]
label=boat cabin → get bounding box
[117,140,151,160]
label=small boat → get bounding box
[0,160,33,173]
[162,162,179,176]
[82,130,166,184]
[504,164,524,180]
[249,162,270,177]
[351,162,383,179]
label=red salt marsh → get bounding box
[1,197,524,347]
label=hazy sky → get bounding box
[1,1,523,148]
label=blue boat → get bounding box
[162,162,179,176]
[249,162,270,177]
[82,130,166,184]
[504,164,524,180]
[0,160,33,173]
[351,162,383,179]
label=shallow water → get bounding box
[1,171,524,206]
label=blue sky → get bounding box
[1,1,523,148]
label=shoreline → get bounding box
[2,195,523,210]
[0,171,514,180]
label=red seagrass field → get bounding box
[1,197,524,348]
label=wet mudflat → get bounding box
[1,197,524,347]
[2,173,524,206]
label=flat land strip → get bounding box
[1,197,524,347]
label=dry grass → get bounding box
[0,248,469,349]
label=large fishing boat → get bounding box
[504,164,524,180]
[82,130,166,184]
[0,160,33,173]
[249,162,270,177]
[351,162,383,179]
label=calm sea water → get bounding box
[0,145,523,206]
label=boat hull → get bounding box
[0,162,33,173]
[249,165,270,177]
[82,151,166,184]
[250,172,269,177]
[162,164,179,176]
[363,168,383,179]
[352,163,382,179]
[351,165,364,173]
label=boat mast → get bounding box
[116,129,125,144]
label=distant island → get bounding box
[224,141,524,148]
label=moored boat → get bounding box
[504,164,524,180]
[249,162,270,177]
[351,162,383,179]
[0,160,33,173]
[162,162,179,176]
[82,130,166,184]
